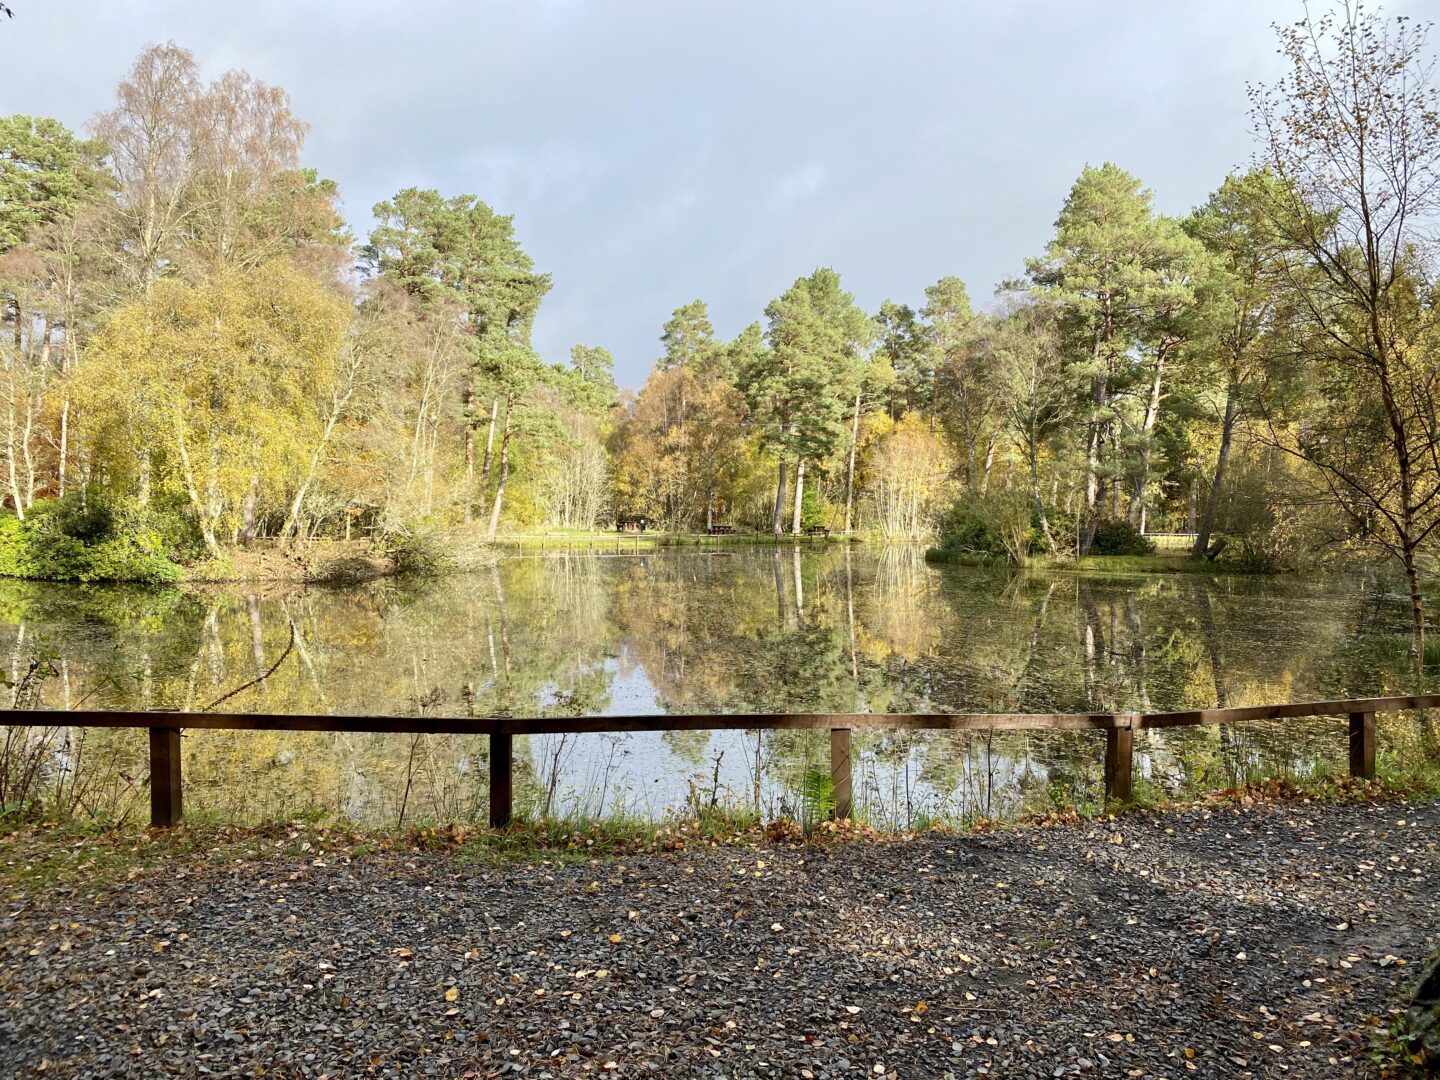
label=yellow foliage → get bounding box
[859,412,955,540]
[79,261,350,546]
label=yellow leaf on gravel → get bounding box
[444,987,459,1002]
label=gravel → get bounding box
[2,799,1436,1078]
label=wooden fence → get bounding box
[3,695,1436,828]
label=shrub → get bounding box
[47,492,116,543]
[1089,519,1155,557]
[84,535,184,584]
[0,492,186,584]
[383,527,451,577]
[930,494,1035,564]
[1212,461,1305,572]
[798,486,827,532]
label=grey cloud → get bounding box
[3,0,1426,387]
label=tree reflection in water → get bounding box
[0,549,1414,827]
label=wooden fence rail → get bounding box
[3,695,1437,828]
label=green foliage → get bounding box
[798,767,834,833]
[561,344,618,414]
[382,526,452,577]
[1370,634,1440,677]
[0,114,109,252]
[746,268,875,465]
[1212,457,1307,572]
[874,298,927,413]
[0,494,187,584]
[1089,519,1155,557]
[3,16,1438,599]
[659,300,717,372]
[931,503,1173,566]
[931,494,1035,563]
[798,485,826,531]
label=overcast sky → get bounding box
[3,0,1424,388]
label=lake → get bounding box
[0,547,1422,827]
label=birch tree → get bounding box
[1250,3,1440,680]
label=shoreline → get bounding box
[0,536,1298,586]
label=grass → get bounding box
[5,752,1439,897]
[1372,632,1440,675]
[0,804,776,894]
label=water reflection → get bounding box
[0,548,1418,826]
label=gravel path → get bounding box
[2,800,1436,1079]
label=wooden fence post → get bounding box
[1349,711,1376,779]
[489,732,513,828]
[1104,723,1134,805]
[830,728,852,820]
[149,726,182,828]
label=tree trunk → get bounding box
[4,381,22,522]
[791,458,805,535]
[1079,308,1112,557]
[481,396,498,481]
[843,392,861,534]
[979,440,997,495]
[239,474,260,543]
[173,431,218,556]
[463,425,474,523]
[1193,384,1238,558]
[1404,548,1427,683]
[1079,420,1102,556]
[20,390,36,511]
[1128,349,1169,527]
[1027,429,1057,554]
[772,458,788,536]
[57,335,74,500]
[1371,329,1424,685]
[57,395,69,499]
[961,394,975,490]
[281,385,353,546]
[486,392,514,541]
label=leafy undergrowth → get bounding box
[3,770,1438,900]
[1373,1017,1432,1078]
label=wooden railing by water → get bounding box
[3,696,1437,828]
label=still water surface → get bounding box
[0,547,1419,826]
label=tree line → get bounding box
[1,8,1438,669]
